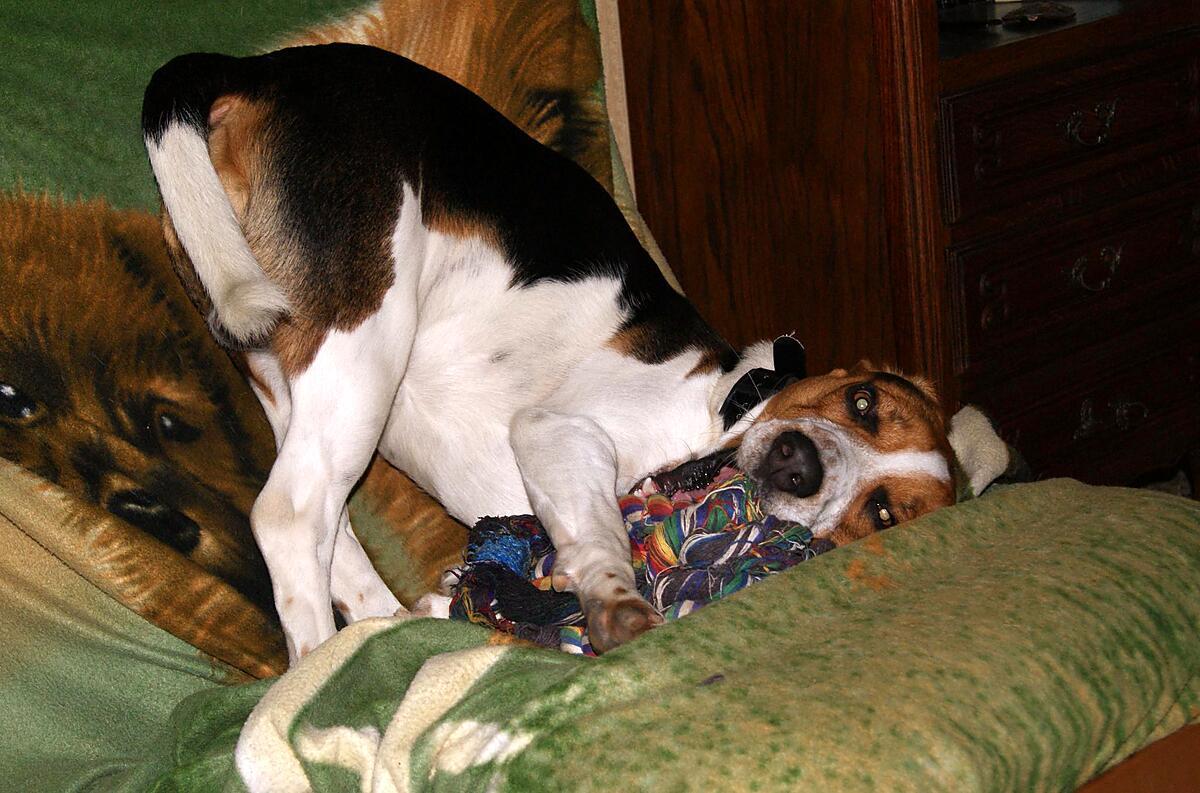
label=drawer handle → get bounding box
[1069,245,1122,292]
[1112,399,1149,431]
[1072,396,1150,441]
[1074,399,1101,440]
[1063,100,1118,147]
[978,272,1010,331]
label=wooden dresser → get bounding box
[619,0,1200,487]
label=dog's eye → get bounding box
[156,411,201,443]
[867,489,898,530]
[0,382,43,426]
[851,389,873,415]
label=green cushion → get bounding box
[132,480,1200,791]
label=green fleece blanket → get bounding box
[120,480,1200,791]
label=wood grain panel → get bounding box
[1077,722,1200,793]
[871,0,955,402]
[618,1,896,374]
[977,312,1200,485]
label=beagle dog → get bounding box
[142,44,954,662]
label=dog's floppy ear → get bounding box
[948,405,1017,499]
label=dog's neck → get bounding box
[706,339,776,438]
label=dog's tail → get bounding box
[142,53,289,347]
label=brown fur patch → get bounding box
[424,210,503,248]
[271,316,327,380]
[607,325,653,359]
[207,94,271,219]
[607,323,728,375]
[828,516,872,547]
[883,473,956,522]
[829,474,955,546]
[688,347,726,377]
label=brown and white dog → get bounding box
[142,44,955,662]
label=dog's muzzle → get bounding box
[763,430,823,497]
[737,417,861,534]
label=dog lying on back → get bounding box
[143,44,956,662]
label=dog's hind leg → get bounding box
[251,314,410,663]
[245,350,292,449]
[245,350,402,631]
[330,510,403,623]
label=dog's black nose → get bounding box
[766,431,823,498]
[107,489,201,553]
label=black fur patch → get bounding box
[143,44,736,371]
[871,371,930,403]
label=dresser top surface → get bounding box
[939,1,1130,62]
[937,0,1200,92]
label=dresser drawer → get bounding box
[949,186,1200,381]
[973,315,1200,485]
[940,34,1200,224]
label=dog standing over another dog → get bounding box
[143,43,957,663]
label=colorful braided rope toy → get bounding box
[448,452,833,655]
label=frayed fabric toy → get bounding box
[448,452,833,655]
[446,404,1012,654]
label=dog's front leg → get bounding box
[510,408,663,653]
